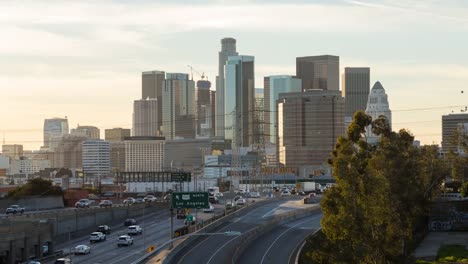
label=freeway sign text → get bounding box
[172,192,209,209]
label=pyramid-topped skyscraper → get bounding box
[365,81,392,143]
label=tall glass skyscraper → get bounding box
[43,117,69,150]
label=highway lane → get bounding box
[237,213,322,264]
[171,197,311,264]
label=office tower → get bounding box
[442,113,468,153]
[54,134,87,169]
[365,81,392,144]
[277,90,345,168]
[264,76,302,145]
[71,125,100,139]
[162,73,196,139]
[105,128,131,142]
[342,67,370,125]
[124,136,165,172]
[1,144,24,160]
[211,90,216,135]
[216,38,239,137]
[142,70,165,131]
[225,55,255,147]
[197,79,213,137]
[43,117,69,150]
[82,140,110,178]
[296,55,339,91]
[109,141,125,172]
[253,88,265,147]
[133,98,159,137]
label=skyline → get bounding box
[2,0,468,150]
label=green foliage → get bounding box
[437,245,468,263]
[461,182,468,198]
[7,178,63,199]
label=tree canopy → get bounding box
[7,178,63,199]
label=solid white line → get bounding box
[206,227,257,264]
[260,215,321,264]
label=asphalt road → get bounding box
[170,197,310,264]
[237,212,322,264]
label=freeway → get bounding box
[237,213,322,264]
[168,197,316,264]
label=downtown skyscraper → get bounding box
[216,38,238,137]
[342,67,370,125]
[142,70,165,132]
[296,55,339,91]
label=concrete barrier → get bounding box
[0,196,64,212]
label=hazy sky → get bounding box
[2,0,468,150]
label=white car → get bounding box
[74,244,91,255]
[117,235,134,247]
[236,189,246,195]
[128,225,143,235]
[236,198,247,206]
[214,192,224,198]
[203,204,214,213]
[89,232,106,243]
[250,192,261,198]
[143,195,157,202]
[281,191,291,196]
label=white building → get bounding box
[125,136,165,172]
[82,140,111,178]
[365,81,392,144]
[10,158,51,175]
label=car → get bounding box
[291,189,297,195]
[54,258,71,264]
[297,191,307,196]
[99,200,113,208]
[75,199,92,208]
[74,245,91,255]
[6,205,25,215]
[97,225,111,234]
[127,225,143,235]
[214,192,224,198]
[236,189,246,195]
[117,235,134,247]
[250,192,261,198]
[208,196,218,204]
[42,244,49,255]
[123,197,136,205]
[28,261,41,264]
[89,232,106,243]
[308,193,317,198]
[225,202,234,209]
[234,195,243,202]
[164,194,171,201]
[176,208,187,219]
[281,191,291,196]
[143,195,157,202]
[203,204,214,213]
[135,198,144,204]
[236,198,247,206]
[102,192,115,197]
[124,219,137,226]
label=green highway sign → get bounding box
[172,192,209,209]
[171,172,191,182]
[186,214,193,222]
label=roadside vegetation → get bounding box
[7,178,63,199]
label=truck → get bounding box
[302,182,317,193]
[6,205,25,215]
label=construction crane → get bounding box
[187,65,207,81]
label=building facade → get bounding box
[82,140,110,179]
[142,70,165,132]
[365,81,392,144]
[264,75,302,145]
[296,55,339,91]
[105,128,131,142]
[124,136,165,172]
[225,55,255,148]
[442,113,468,153]
[54,134,88,169]
[277,90,345,168]
[71,125,100,140]
[10,158,50,175]
[109,141,125,173]
[133,98,159,137]
[162,73,196,139]
[216,37,239,137]
[43,117,69,150]
[1,144,24,160]
[342,67,370,125]
[197,79,213,137]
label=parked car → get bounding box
[99,200,113,208]
[123,197,136,205]
[97,225,111,234]
[75,199,92,208]
[74,245,91,255]
[6,205,25,215]
[54,258,71,264]
[124,219,137,226]
[281,191,291,196]
[236,198,247,206]
[208,196,218,204]
[143,195,157,202]
[89,232,106,243]
[203,204,214,213]
[127,225,143,235]
[117,235,134,247]
[250,192,261,198]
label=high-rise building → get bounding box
[1,144,24,160]
[277,90,345,168]
[211,90,216,136]
[43,117,69,150]
[142,70,165,131]
[264,75,302,145]
[133,98,159,137]
[125,136,165,172]
[162,73,196,139]
[82,140,110,178]
[54,134,87,169]
[225,55,255,147]
[71,125,100,139]
[216,38,239,137]
[441,113,468,153]
[109,141,126,173]
[105,128,131,142]
[10,158,50,175]
[342,67,370,125]
[365,81,392,144]
[197,79,213,137]
[296,55,339,91]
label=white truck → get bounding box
[302,182,317,193]
[6,205,25,215]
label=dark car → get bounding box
[124,219,137,226]
[97,225,111,234]
[208,196,218,204]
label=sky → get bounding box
[1,0,468,150]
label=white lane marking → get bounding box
[206,226,257,264]
[260,215,321,264]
